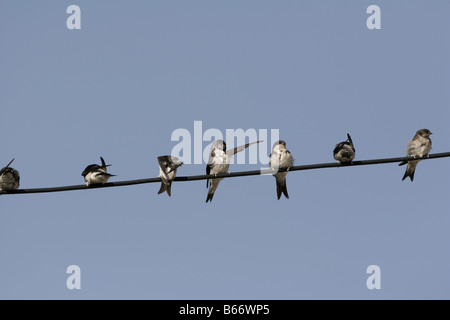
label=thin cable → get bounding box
[1,152,449,195]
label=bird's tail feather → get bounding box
[100,172,116,177]
[276,180,289,200]
[346,133,354,148]
[5,159,15,168]
[206,192,214,203]
[158,182,166,195]
[100,157,112,169]
[402,162,418,182]
[158,181,172,197]
[206,180,220,203]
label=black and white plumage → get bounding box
[206,140,229,203]
[157,156,183,197]
[399,128,432,182]
[82,157,116,186]
[206,140,262,203]
[333,133,355,164]
[0,159,20,191]
[269,140,294,200]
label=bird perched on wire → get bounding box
[0,159,20,191]
[82,157,116,186]
[399,128,432,182]
[269,140,294,200]
[206,139,262,203]
[333,133,355,164]
[157,155,183,197]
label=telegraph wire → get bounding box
[1,152,449,195]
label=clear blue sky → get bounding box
[1,0,449,299]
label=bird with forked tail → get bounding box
[82,157,116,186]
[333,133,355,164]
[206,140,262,203]
[0,159,20,191]
[157,155,183,197]
[399,129,432,182]
[269,140,294,200]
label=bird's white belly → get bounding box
[210,152,230,175]
[210,162,229,175]
[271,151,293,169]
[419,144,431,157]
[85,172,109,185]
[407,137,431,157]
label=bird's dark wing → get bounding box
[206,163,212,188]
[157,156,170,170]
[0,167,20,181]
[206,149,216,188]
[333,142,346,156]
[163,156,183,174]
[168,161,183,174]
[347,133,355,152]
[82,164,101,177]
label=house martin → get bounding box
[0,159,20,191]
[269,140,294,200]
[333,133,355,164]
[206,140,262,203]
[82,157,116,186]
[157,155,183,197]
[399,129,432,182]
